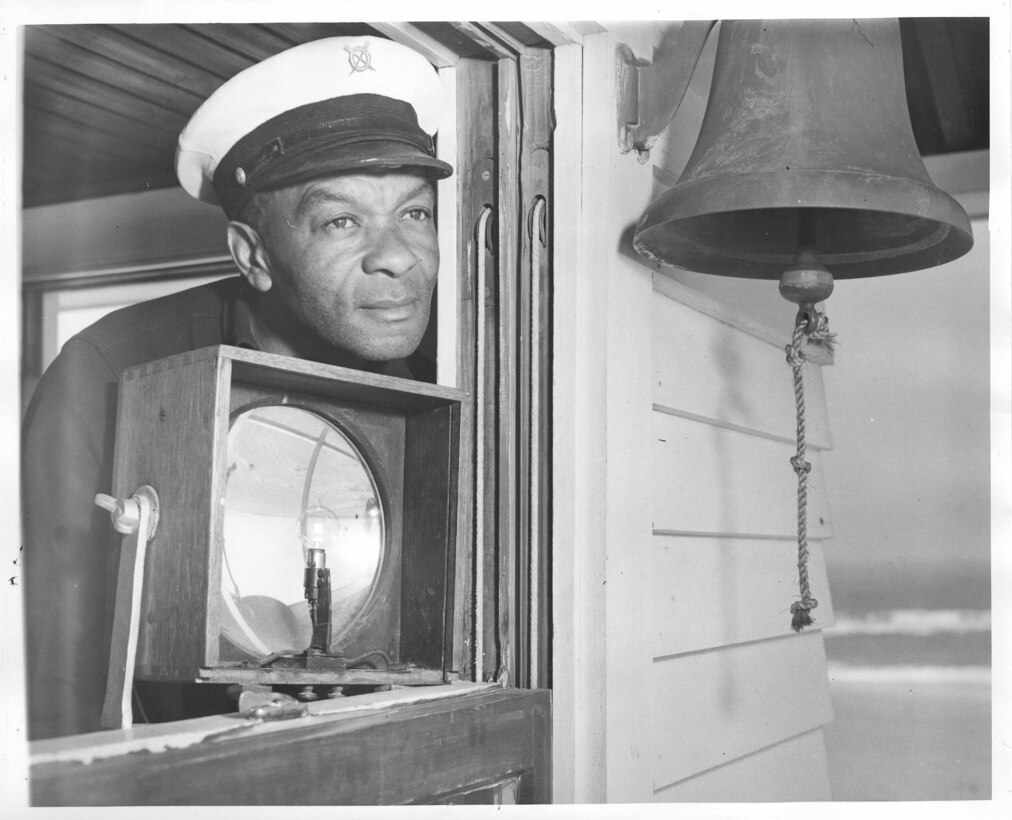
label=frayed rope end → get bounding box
[790,599,818,633]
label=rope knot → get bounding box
[790,598,818,632]
[785,343,805,368]
[790,455,812,475]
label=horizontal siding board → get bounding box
[651,535,835,658]
[652,728,831,802]
[651,412,833,539]
[650,631,834,789]
[652,289,832,451]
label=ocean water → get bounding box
[820,562,991,800]
[825,608,991,677]
[823,561,991,679]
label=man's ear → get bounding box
[227,221,273,293]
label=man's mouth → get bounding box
[359,297,417,321]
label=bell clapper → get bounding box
[779,248,834,329]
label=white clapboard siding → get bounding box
[652,277,832,451]
[650,630,834,790]
[647,276,835,802]
[652,728,832,802]
[652,413,833,539]
[651,535,835,658]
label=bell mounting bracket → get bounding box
[617,20,716,162]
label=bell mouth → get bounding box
[633,169,974,279]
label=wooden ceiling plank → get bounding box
[24,52,192,133]
[25,81,174,153]
[42,24,227,101]
[267,22,376,45]
[107,24,255,80]
[24,142,142,188]
[183,23,299,62]
[22,156,66,184]
[25,106,171,168]
[26,27,205,115]
[23,155,135,190]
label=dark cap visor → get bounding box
[212,94,453,218]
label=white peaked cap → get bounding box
[176,36,451,214]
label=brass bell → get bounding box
[632,18,974,284]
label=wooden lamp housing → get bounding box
[110,345,465,688]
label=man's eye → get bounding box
[403,207,432,222]
[325,216,357,230]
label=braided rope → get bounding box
[785,315,833,631]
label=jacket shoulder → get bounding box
[74,276,241,374]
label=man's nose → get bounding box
[361,223,418,277]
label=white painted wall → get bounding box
[552,22,836,803]
[22,187,229,280]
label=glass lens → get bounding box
[219,405,384,659]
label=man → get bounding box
[21,35,453,740]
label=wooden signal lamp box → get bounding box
[109,345,465,691]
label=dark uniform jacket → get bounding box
[21,276,426,739]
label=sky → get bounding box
[820,226,992,574]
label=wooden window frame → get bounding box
[24,21,559,806]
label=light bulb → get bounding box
[298,504,340,553]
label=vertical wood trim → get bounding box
[516,47,553,692]
[436,65,459,389]
[474,206,493,682]
[548,40,578,802]
[205,355,233,667]
[587,30,657,803]
[496,55,520,687]
[528,196,545,690]
[401,406,459,671]
[551,38,609,804]
[452,58,496,680]
[603,257,655,800]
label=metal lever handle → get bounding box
[95,493,141,534]
[95,487,160,539]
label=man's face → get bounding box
[251,170,439,363]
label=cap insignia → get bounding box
[345,42,375,74]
